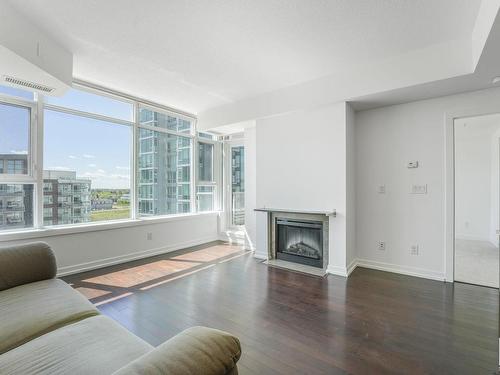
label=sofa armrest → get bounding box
[0,242,57,291]
[112,326,241,375]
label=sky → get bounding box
[1,86,132,189]
[0,102,29,155]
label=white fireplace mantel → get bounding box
[254,208,336,217]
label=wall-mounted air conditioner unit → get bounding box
[0,2,72,97]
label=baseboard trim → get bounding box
[455,234,491,242]
[219,232,246,244]
[253,251,268,260]
[355,259,445,282]
[326,265,349,277]
[57,235,219,277]
[346,259,358,276]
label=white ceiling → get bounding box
[7,0,481,115]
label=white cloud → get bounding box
[10,150,28,155]
[115,166,130,171]
[82,154,95,159]
[68,155,78,159]
[48,166,72,171]
[83,171,106,178]
[88,163,97,168]
[81,170,130,189]
[110,174,130,180]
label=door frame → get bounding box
[444,103,500,282]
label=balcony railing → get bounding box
[232,191,245,226]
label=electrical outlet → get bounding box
[410,244,419,255]
[378,241,386,251]
[411,184,427,194]
[407,161,419,168]
[147,232,153,241]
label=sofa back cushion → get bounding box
[0,242,56,291]
[0,278,99,354]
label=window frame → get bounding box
[0,96,37,183]
[195,138,221,212]
[0,81,222,237]
[0,93,38,232]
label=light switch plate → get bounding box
[410,244,419,255]
[378,185,386,194]
[411,184,427,194]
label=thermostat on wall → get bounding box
[407,161,419,168]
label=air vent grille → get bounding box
[2,76,55,93]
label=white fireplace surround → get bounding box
[254,208,337,275]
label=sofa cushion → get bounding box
[112,326,241,375]
[0,315,153,375]
[0,242,57,292]
[0,278,99,354]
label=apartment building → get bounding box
[43,170,91,226]
[0,154,28,175]
[0,154,32,230]
[137,108,192,215]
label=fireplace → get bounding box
[276,218,323,268]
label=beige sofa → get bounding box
[0,242,241,375]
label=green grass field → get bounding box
[91,208,130,222]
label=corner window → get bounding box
[0,82,221,235]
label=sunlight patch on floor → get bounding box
[75,286,111,299]
[82,259,203,288]
[170,245,242,262]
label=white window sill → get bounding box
[0,211,221,242]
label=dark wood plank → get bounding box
[63,241,499,374]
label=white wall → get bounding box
[355,86,500,280]
[244,126,257,249]
[346,103,356,271]
[0,214,219,275]
[490,128,500,246]
[255,102,350,273]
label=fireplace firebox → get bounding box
[276,218,323,268]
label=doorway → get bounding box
[454,114,500,288]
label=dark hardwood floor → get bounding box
[63,241,499,374]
